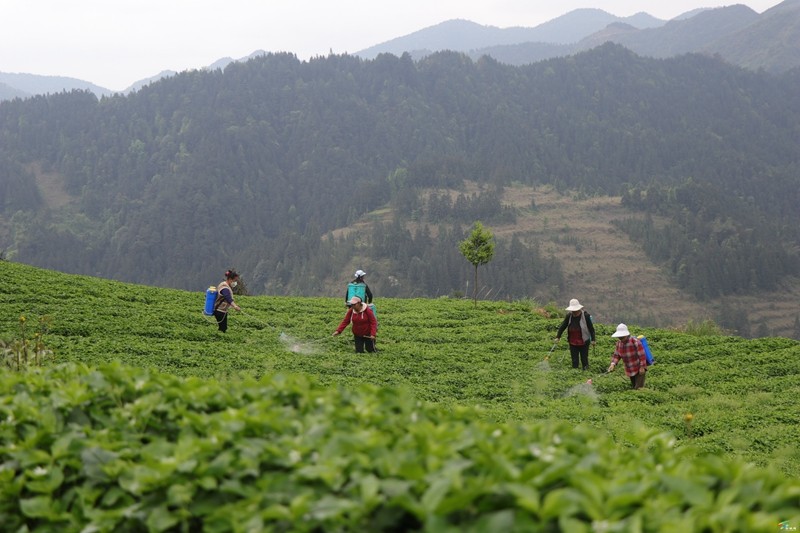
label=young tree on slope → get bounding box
[459,221,495,307]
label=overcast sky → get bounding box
[1,0,781,91]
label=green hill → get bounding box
[2,260,800,529]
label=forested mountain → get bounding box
[1,44,799,336]
[572,1,800,74]
[574,4,760,57]
[702,0,800,73]
[1,8,662,100]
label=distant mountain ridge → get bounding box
[573,5,760,59]
[0,72,115,100]
[356,9,667,59]
[0,51,271,101]
[386,0,800,74]
[123,70,178,94]
[0,81,29,101]
[3,3,795,101]
[704,0,800,72]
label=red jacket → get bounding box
[336,305,377,337]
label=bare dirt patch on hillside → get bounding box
[333,182,800,337]
[491,185,710,329]
[493,184,799,337]
[28,162,74,209]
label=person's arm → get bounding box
[220,287,240,311]
[333,309,353,336]
[555,315,569,340]
[586,313,596,343]
[365,285,373,304]
[608,344,621,372]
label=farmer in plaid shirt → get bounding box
[607,323,648,389]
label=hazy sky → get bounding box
[1,0,782,91]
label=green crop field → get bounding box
[2,260,799,531]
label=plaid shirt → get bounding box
[612,336,647,377]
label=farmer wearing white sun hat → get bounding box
[607,323,648,389]
[555,298,596,370]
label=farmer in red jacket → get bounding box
[332,296,377,353]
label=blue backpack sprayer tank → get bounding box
[203,286,218,316]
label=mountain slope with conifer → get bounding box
[1,45,799,337]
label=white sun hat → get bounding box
[354,270,366,278]
[612,323,631,338]
[565,298,584,311]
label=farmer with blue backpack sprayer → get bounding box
[607,323,648,389]
[212,269,242,333]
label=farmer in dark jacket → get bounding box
[555,298,596,370]
[213,269,241,333]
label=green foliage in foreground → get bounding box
[2,261,800,529]
[1,362,799,532]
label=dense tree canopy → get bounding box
[0,44,798,303]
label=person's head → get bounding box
[354,269,366,281]
[565,298,583,316]
[347,296,363,308]
[225,269,240,286]
[611,323,631,341]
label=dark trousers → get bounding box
[354,336,376,353]
[570,344,589,369]
[214,310,228,332]
[630,372,646,389]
